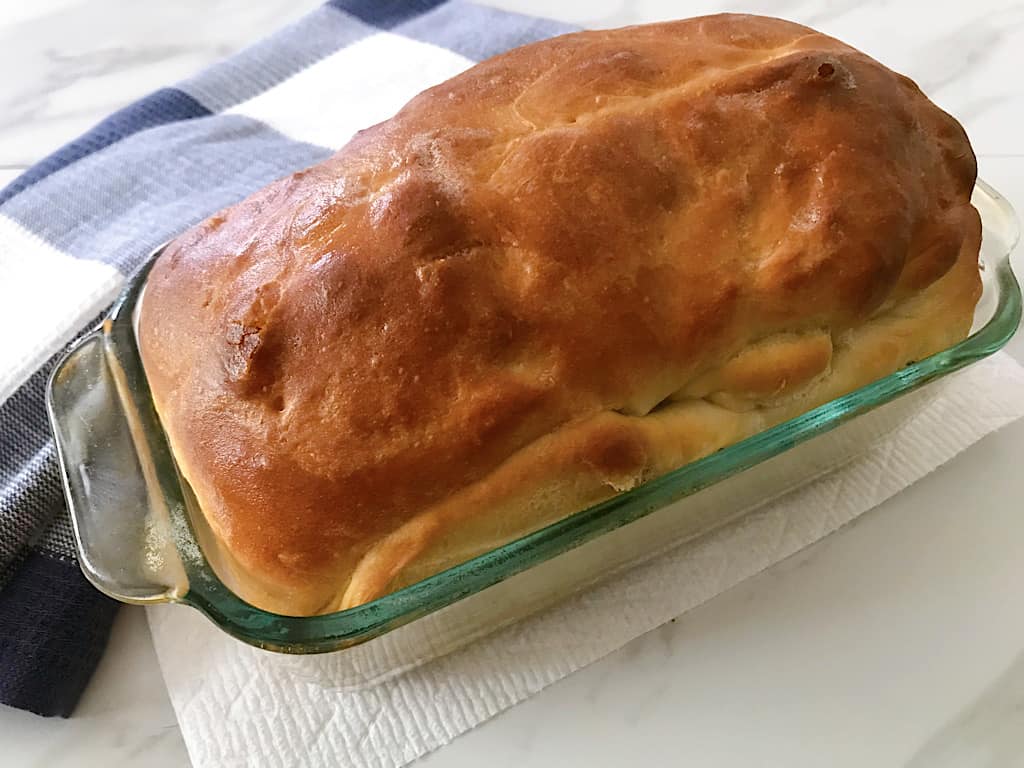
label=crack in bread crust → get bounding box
[138,15,981,616]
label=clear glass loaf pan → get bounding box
[47,181,1020,684]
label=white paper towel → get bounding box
[148,352,1024,768]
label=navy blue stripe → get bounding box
[0,88,210,206]
[326,0,449,29]
[0,550,118,717]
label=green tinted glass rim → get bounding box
[106,180,1021,653]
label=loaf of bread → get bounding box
[138,14,981,616]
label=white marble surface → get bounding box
[2,1,1023,766]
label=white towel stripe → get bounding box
[227,32,475,150]
[0,215,122,405]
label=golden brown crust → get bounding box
[138,14,981,615]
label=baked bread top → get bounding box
[139,14,980,615]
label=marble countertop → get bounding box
[2,1,1023,766]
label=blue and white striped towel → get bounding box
[0,0,573,717]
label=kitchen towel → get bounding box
[148,351,1024,768]
[0,0,573,716]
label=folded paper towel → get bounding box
[147,352,1024,768]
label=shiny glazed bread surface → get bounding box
[139,14,981,615]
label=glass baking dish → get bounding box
[47,180,1020,682]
